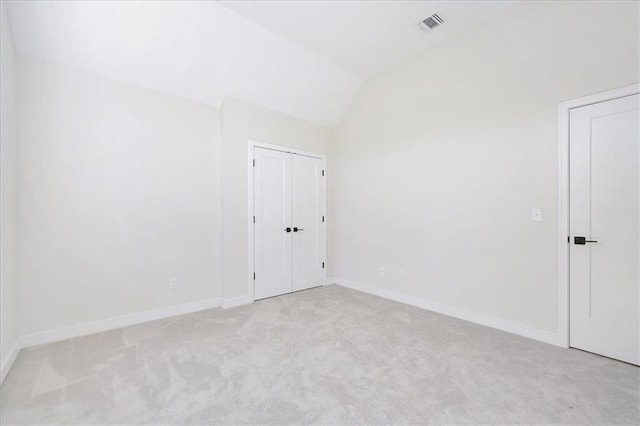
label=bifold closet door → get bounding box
[253,147,292,300]
[291,154,325,291]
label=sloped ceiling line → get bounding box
[6,1,512,128]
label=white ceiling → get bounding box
[5,0,361,127]
[219,1,514,78]
[6,1,513,128]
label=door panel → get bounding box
[254,147,292,300]
[292,154,326,291]
[569,94,639,365]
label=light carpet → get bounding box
[1,285,638,424]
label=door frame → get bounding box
[557,83,640,348]
[247,140,327,302]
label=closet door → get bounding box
[291,154,326,291]
[253,147,292,300]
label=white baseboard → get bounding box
[334,278,564,347]
[0,340,21,385]
[222,295,253,309]
[19,297,221,350]
[1,280,563,385]
[1,297,222,385]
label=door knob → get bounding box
[284,227,292,233]
[574,236,598,245]
[293,227,304,232]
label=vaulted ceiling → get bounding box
[220,1,512,78]
[5,1,512,128]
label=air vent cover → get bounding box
[418,13,444,31]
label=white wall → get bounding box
[8,0,637,350]
[333,1,639,334]
[17,56,221,336]
[221,97,333,300]
[1,2,19,369]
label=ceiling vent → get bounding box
[418,13,444,32]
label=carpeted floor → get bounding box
[1,285,638,425]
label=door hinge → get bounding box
[322,262,325,269]
[322,216,325,223]
[253,216,255,224]
[253,159,255,167]
[567,236,570,243]
[253,272,255,280]
[322,169,325,177]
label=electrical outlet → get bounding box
[169,278,178,289]
[378,267,384,275]
[531,208,542,222]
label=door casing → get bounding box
[248,140,327,302]
[558,83,640,349]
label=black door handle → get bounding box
[284,227,292,233]
[293,227,304,232]
[574,236,598,245]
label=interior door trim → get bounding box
[557,83,640,349]
[248,140,328,303]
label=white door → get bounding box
[569,93,639,365]
[253,147,292,300]
[292,154,326,291]
[253,147,326,300]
